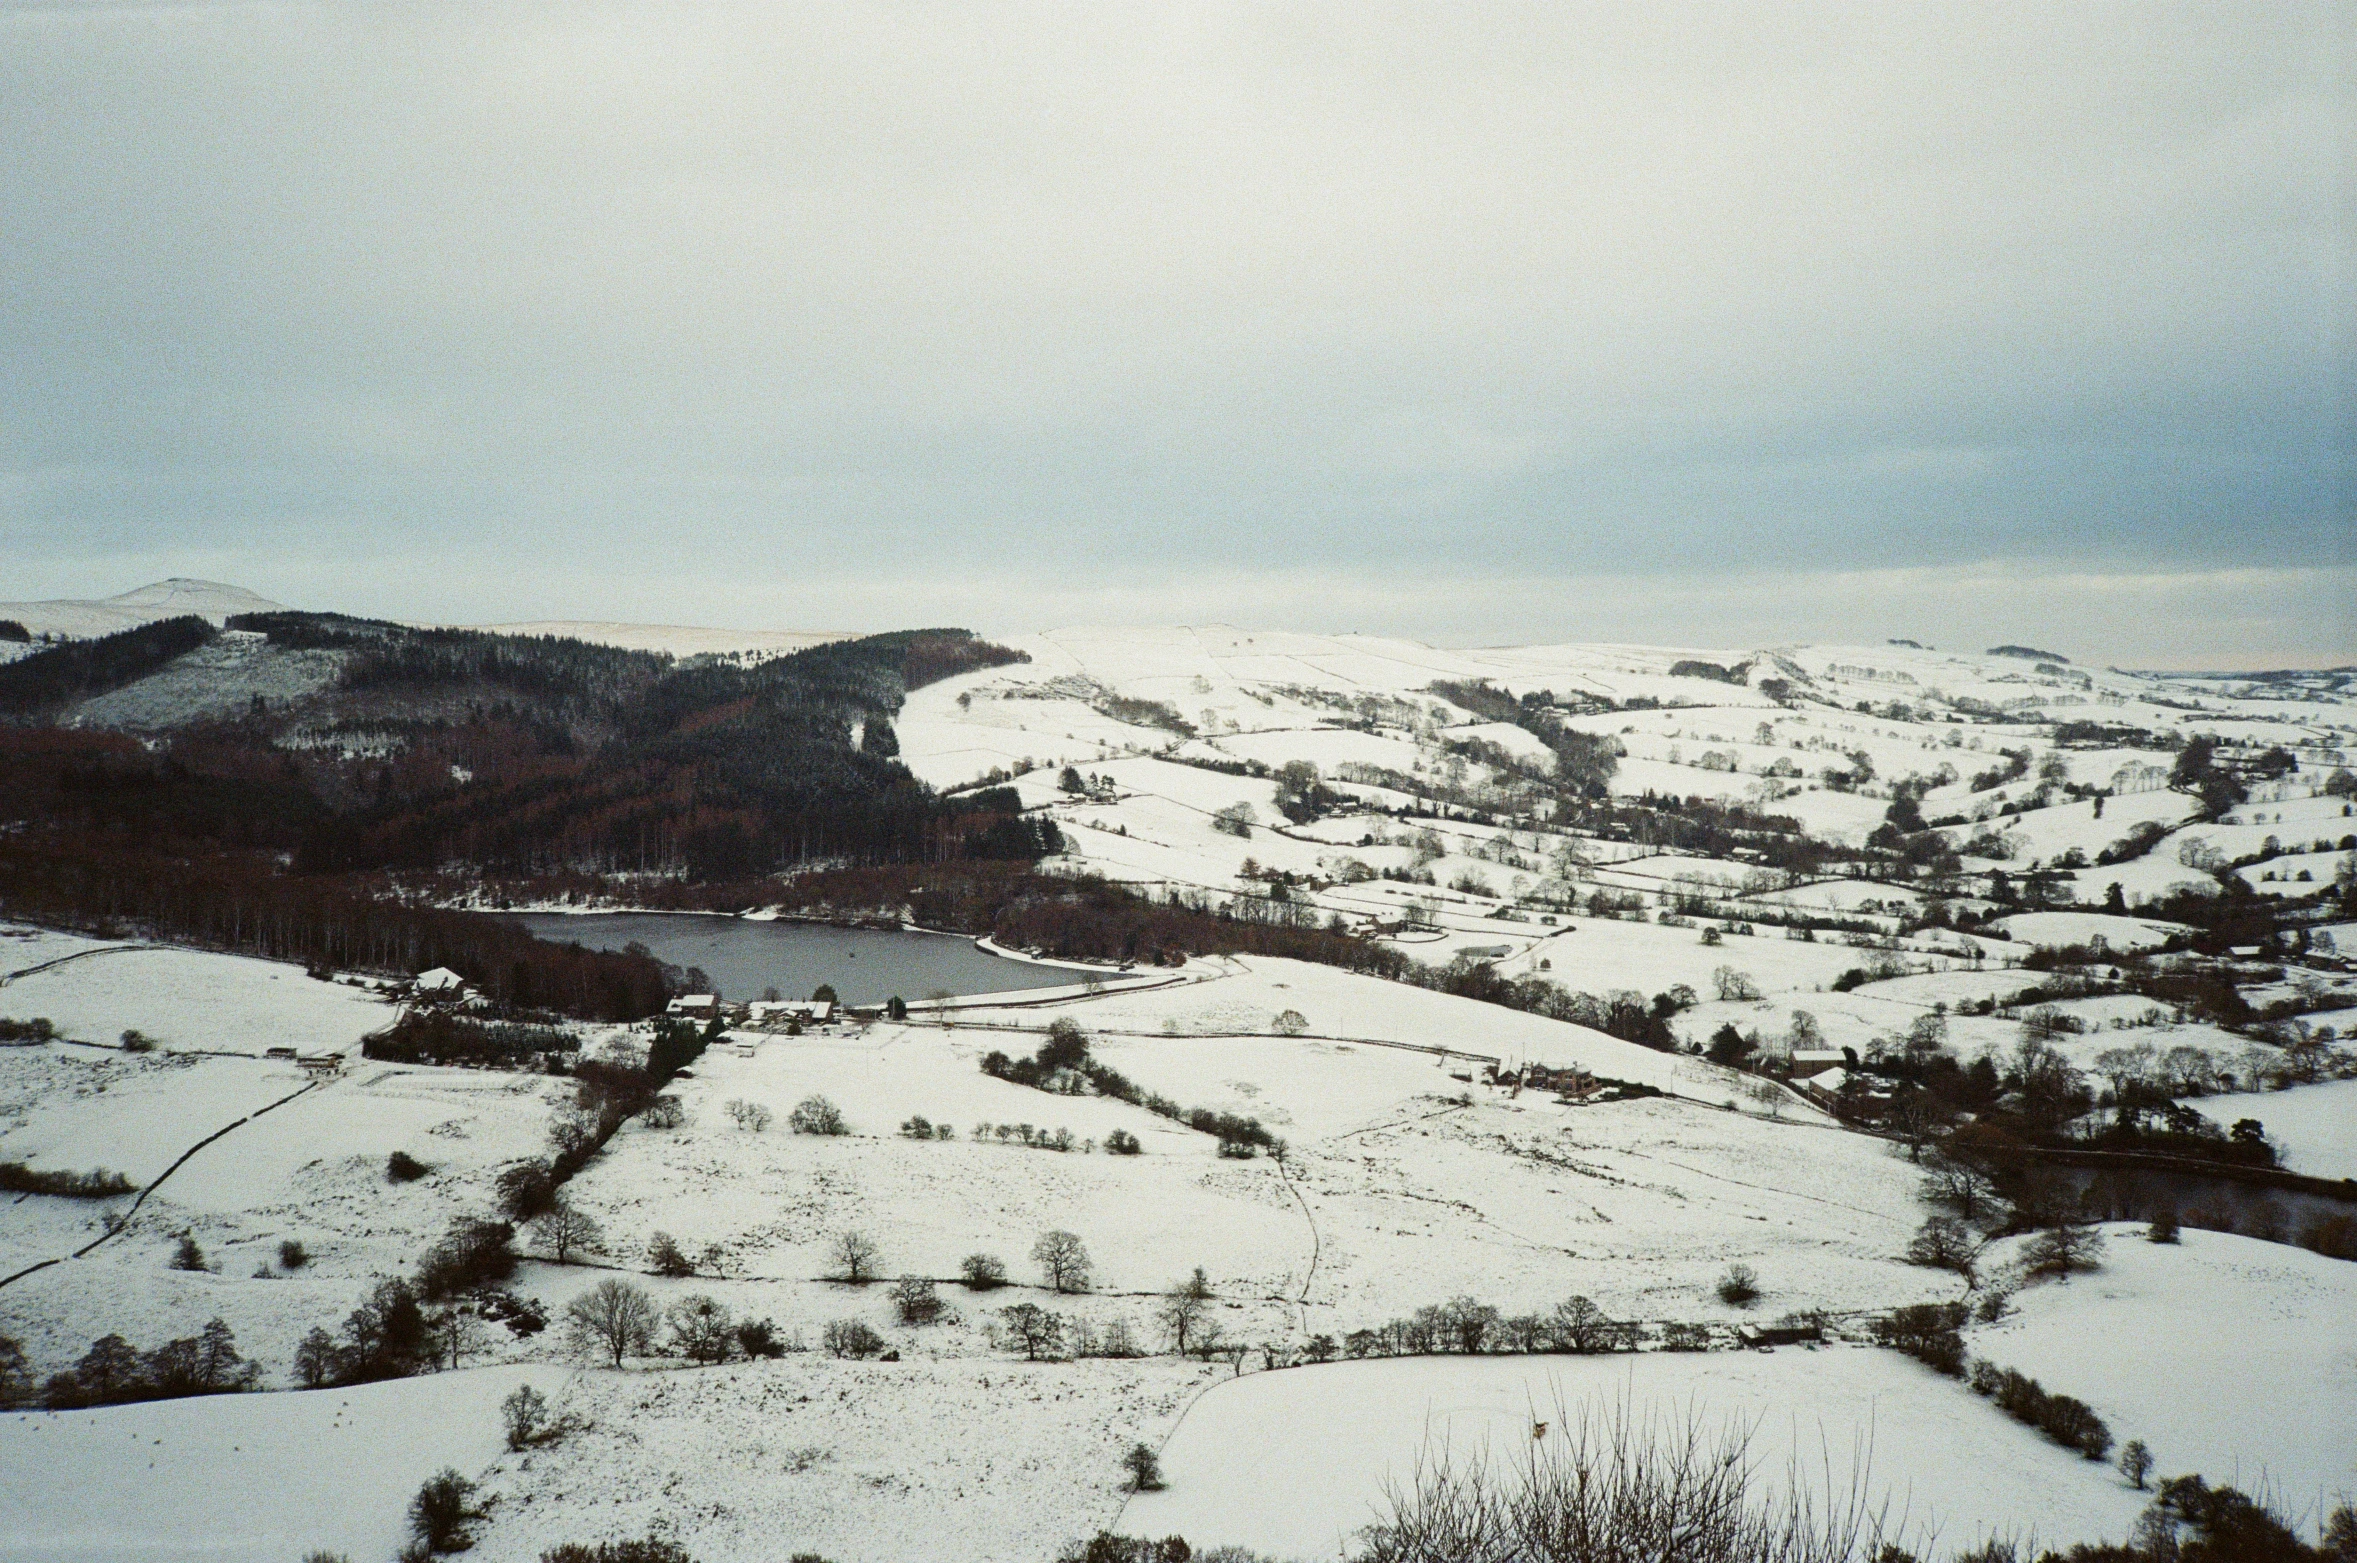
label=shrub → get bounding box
[1104,1128,1142,1155]
[894,1277,944,1324]
[960,1252,1008,1290]
[386,1151,431,1184]
[2021,1221,2106,1280]
[900,1115,935,1139]
[790,1095,847,1135]
[646,1231,697,1277]
[723,1098,772,1132]
[407,1468,483,1554]
[1715,1264,1760,1307]
[640,1095,687,1130]
[278,1238,309,1269]
[2146,1208,2181,1244]
[503,1383,550,1449]
[415,1216,518,1299]
[735,1318,786,1358]
[1357,1400,1896,1562]
[171,1233,207,1272]
[0,1162,135,1198]
[119,1029,155,1053]
[822,1318,885,1359]
[1123,1441,1166,1492]
[1904,1215,1976,1274]
[1872,1303,1967,1377]
[538,1543,695,1563]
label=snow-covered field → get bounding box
[2187,1078,2357,1179]
[1118,1349,2149,1557]
[5,619,2356,1558]
[1969,1228,2357,1523]
[0,1365,562,1563]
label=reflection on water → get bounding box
[507,912,1087,1007]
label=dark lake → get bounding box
[507,912,1089,1007]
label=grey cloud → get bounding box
[0,2,2347,658]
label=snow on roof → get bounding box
[414,967,464,991]
[1805,1066,1849,1091]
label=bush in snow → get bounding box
[1714,1265,1760,1307]
[1104,1128,1142,1155]
[277,1238,308,1269]
[734,1317,789,1358]
[723,1098,772,1132]
[0,1160,134,1197]
[415,1216,518,1299]
[646,1230,698,1277]
[822,1318,886,1359]
[894,1277,944,1324]
[503,1382,551,1449]
[386,1150,431,1184]
[538,1543,695,1563]
[1123,1442,1166,1492]
[1972,1363,2112,1461]
[2021,1220,2106,1280]
[170,1233,207,1272]
[1355,1401,1896,1563]
[790,1094,847,1135]
[1872,1303,1967,1377]
[407,1468,483,1555]
[960,1252,1008,1290]
[1053,1538,1197,1563]
[1904,1215,1977,1275]
[2146,1207,2180,1244]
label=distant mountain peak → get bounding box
[104,578,284,615]
[0,578,285,640]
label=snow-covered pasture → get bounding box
[1984,912,2186,953]
[0,938,392,1056]
[456,1357,1220,1563]
[1118,1349,2149,1558]
[0,1365,562,1563]
[2186,1078,2357,1179]
[1970,1227,2357,1528]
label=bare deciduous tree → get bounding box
[1032,1229,1092,1293]
[833,1229,883,1284]
[527,1198,603,1264]
[1158,1266,1213,1353]
[565,1278,656,1368]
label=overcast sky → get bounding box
[3,2,2349,665]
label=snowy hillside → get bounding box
[0,578,284,639]
[2,615,2353,1561]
